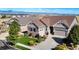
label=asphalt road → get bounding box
[0,40,16,50]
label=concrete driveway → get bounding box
[33,34,59,50]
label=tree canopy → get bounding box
[9,20,20,35]
[8,20,20,41]
[69,25,79,44]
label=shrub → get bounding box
[23,31,28,36]
[28,33,32,36]
[68,25,79,44]
[35,39,41,43]
[28,40,35,46]
[42,35,46,39]
[6,35,18,44]
[53,43,68,50]
[35,34,40,39]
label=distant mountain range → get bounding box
[0,10,79,16]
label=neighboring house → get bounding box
[8,15,77,38]
[40,16,77,38]
[9,15,31,32]
[27,19,46,36]
[76,16,79,25]
[0,22,8,33]
[0,17,11,34]
[9,15,45,36]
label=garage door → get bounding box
[54,31,66,36]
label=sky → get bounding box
[0,8,79,14]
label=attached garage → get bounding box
[54,30,67,36]
[53,21,68,37]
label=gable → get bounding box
[53,20,69,29]
[28,23,38,29]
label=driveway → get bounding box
[32,34,59,50]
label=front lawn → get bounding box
[15,35,38,46]
[7,34,46,47]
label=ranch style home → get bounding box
[8,15,78,38]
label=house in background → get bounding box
[0,15,11,34]
[8,15,78,38]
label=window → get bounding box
[30,28,32,31]
[34,28,36,32]
[29,27,32,31]
[54,27,66,31]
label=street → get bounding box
[0,40,16,50]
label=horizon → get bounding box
[0,8,79,14]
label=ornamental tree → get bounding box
[9,20,20,41]
[69,25,79,44]
[9,20,20,35]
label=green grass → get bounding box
[7,34,45,48]
[15,35,38,45]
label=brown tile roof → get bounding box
[40,16,75,27]
[32,19,45,28]
[13,15,40,26]
[11,15,75,28]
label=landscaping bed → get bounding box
[15,35,38,46]
[8,35,45,46]
[7,34,46,50]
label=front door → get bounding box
[50,26,54,35]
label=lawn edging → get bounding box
[16,43,36,50]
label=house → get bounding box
[9,15,45,36]
[9,15,77,38]
[27,19,46,36]
[76,16,79,25]
[0,17,11,34]
[40,16,77,38]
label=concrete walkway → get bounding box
[32,34,59,50]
